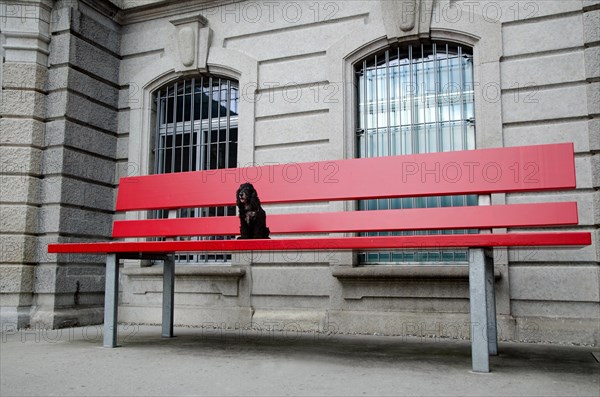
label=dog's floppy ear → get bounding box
[249,187,260,208]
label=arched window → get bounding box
[153,76,239,262]
[154,76,238,174]
[356,42,477,264]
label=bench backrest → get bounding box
[113,143,579,238]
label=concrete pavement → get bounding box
[1,325,598,396]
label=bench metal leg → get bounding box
[485,250,498,356]
[469,249,491,372]
[103,253,119,348]
[162,256,175,338]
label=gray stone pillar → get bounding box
[1,0,53,329]
[1,0,121,329]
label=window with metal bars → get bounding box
[153,76,239,263]
[356,42,477,264]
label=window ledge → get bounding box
[122,265,245,279]
[331,265,501,280]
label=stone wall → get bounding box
[499,0,600,344]
[113,0,599,345]
[1,0,54,328]
[1,0,120,328]
[1,0,598,345]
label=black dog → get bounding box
[236,183,270,239]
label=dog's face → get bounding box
[236,183,255,206]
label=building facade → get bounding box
[1,0,598,345]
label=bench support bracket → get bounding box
[103,253,120,348]
[469,248,498,373]
[162,256,175,338]
[102,253,175,347]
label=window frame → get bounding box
[354,42,477,265]
[151,75,240,264]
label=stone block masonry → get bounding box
[1,0,120,329]
[1,0,597,346]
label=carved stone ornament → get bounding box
[399,0,418,31]
[381,0,436,40]
[170,14,212,72]
[178,25,196,66]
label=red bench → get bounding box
[48,143,591,372]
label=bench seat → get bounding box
[49,232,590,254]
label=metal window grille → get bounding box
[153,76,239,263]
[356,43,477,264]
